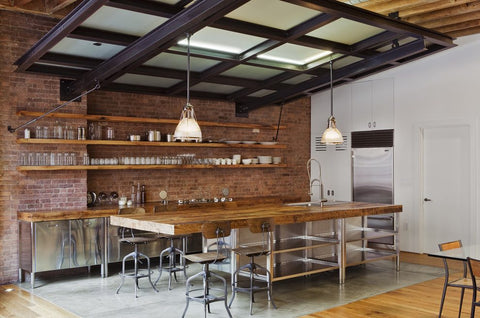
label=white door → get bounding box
[422,125,471,253]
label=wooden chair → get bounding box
[438,240,472,318]
[116,207,159,298]
[468,257,480,317]
[229,218,277,315]
[182,222,232,318]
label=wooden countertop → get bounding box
[109,202,402,235]
[16,197,287,222]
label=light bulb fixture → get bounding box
[174,33,202,142]
[321,59,344,145]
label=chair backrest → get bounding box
[247,217,275,234]
[439,240,467,278]
[468,257,480,303]
[118,207,146,215]
[201,222,231,239]
[439,240,462,251]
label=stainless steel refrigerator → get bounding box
[352,129,394,245]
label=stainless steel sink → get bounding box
[284,201,349,207]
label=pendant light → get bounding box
[174,33,202,142]
[321,59,344,145]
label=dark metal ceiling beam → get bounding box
[14,0,109,71]
[37,52,293,91]
[238,40,426,112]
[66,0,249,96]
[282,0,454,47]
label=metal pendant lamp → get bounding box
[174,33,202,142]
[321,59,343,145]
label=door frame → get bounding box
[414,119,478,253]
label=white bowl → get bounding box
[273,157,282,164]
[258,156,272,164]
[242,159,252,165]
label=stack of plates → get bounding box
[258,156,272,164]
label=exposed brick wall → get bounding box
[0,10,311,284]
[0,10,87,283]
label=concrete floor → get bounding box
[18,261,444,318]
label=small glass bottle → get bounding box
[83,153,90,165]
[71,153,77,166]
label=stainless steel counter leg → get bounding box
[337,218,346,284]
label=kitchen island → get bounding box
[110,200,402,284]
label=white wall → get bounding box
[311,33,480,252]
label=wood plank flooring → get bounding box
[0,284,78,318]
[301,277,473,318]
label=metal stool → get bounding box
[155,234,188,290]
[115,207,159,298]
[229,218,277,315]
[182,222,232,318]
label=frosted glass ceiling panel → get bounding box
[282,74,315,85]
[144,53,220,72]
[226,0,320,30]
[248,89,276,98]
[178,27,265,54]
[50,38,125,59]
[191,82,241,94]
[221,65,283,80]
[308,18,384,45]
[81,6,168,37]
[259,43,331,65]
[333,56,363,68]
[114,74,181,88]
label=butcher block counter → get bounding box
[110,200,402,284]
[109,201,402,235]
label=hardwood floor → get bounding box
[0,284,78,318]
[301,277,473,318]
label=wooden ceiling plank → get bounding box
[448,24,480,37]
[399,0,478,18]
[421,10,480,28]
[14,0,109,71]
[66,0,250,96]
[435,18,480,33]
[353,0,442,15]
[404,1,480,24]
[47,0,77,14]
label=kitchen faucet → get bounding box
[307,158,326,202]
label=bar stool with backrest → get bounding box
[467,257,480,317]
[153,205,188,290]
[438,240,473,318]
[116,207,159,298]
[229,217,277,315]
[182,221,232,318]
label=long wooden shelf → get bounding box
[16,138,287,149]
[17,111,286,130]
[17,163,287,171]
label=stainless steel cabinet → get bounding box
[19,218,105,288]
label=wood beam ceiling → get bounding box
[343,0,480,38]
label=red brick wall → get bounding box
[0,10,311,284]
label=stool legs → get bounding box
[155,237,187,289]
[116,244,158,298]
[229,255,277,315]
[182,264,232,318]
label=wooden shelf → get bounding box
[17,163,288,171]
[16,138,287,149]
[17,111,286,130]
